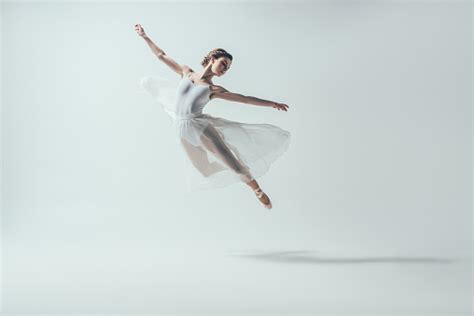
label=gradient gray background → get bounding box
[1,1,472,315]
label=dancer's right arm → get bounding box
[135,24,185,77]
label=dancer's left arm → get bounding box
[211,86,289,111]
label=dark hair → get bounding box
[201,48,233,67]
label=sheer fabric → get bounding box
[140,72,290,191]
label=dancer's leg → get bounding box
[199,124,272,208]
[199,124,253,183]
[180,138,226,177]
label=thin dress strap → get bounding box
[187,70,214,88]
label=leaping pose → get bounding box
[136,23,291,209]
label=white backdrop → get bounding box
[1,1,471,315]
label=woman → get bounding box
[135,23,290,209]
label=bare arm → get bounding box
[211,86,289,111]
[135,24,185,77]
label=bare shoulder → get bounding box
[180,65,194,78]
[209,84,230,100]
[210,84,229,92]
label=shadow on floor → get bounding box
[228,250,464,265]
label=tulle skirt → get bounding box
[140,75,291,191]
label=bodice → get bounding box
[174,73,211,119]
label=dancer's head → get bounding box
[201,48,233,77]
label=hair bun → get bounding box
[201,48,233,67]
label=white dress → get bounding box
[140,72,291,191]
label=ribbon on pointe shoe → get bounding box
[254,187,264,199]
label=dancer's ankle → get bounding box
[246,179,259,190]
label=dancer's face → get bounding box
[211,57,232,76]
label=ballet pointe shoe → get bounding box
[253,187,272,209]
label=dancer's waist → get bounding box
[173,112,203,120]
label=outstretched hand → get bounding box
[134,23,146,37]
[272,102,289,112]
